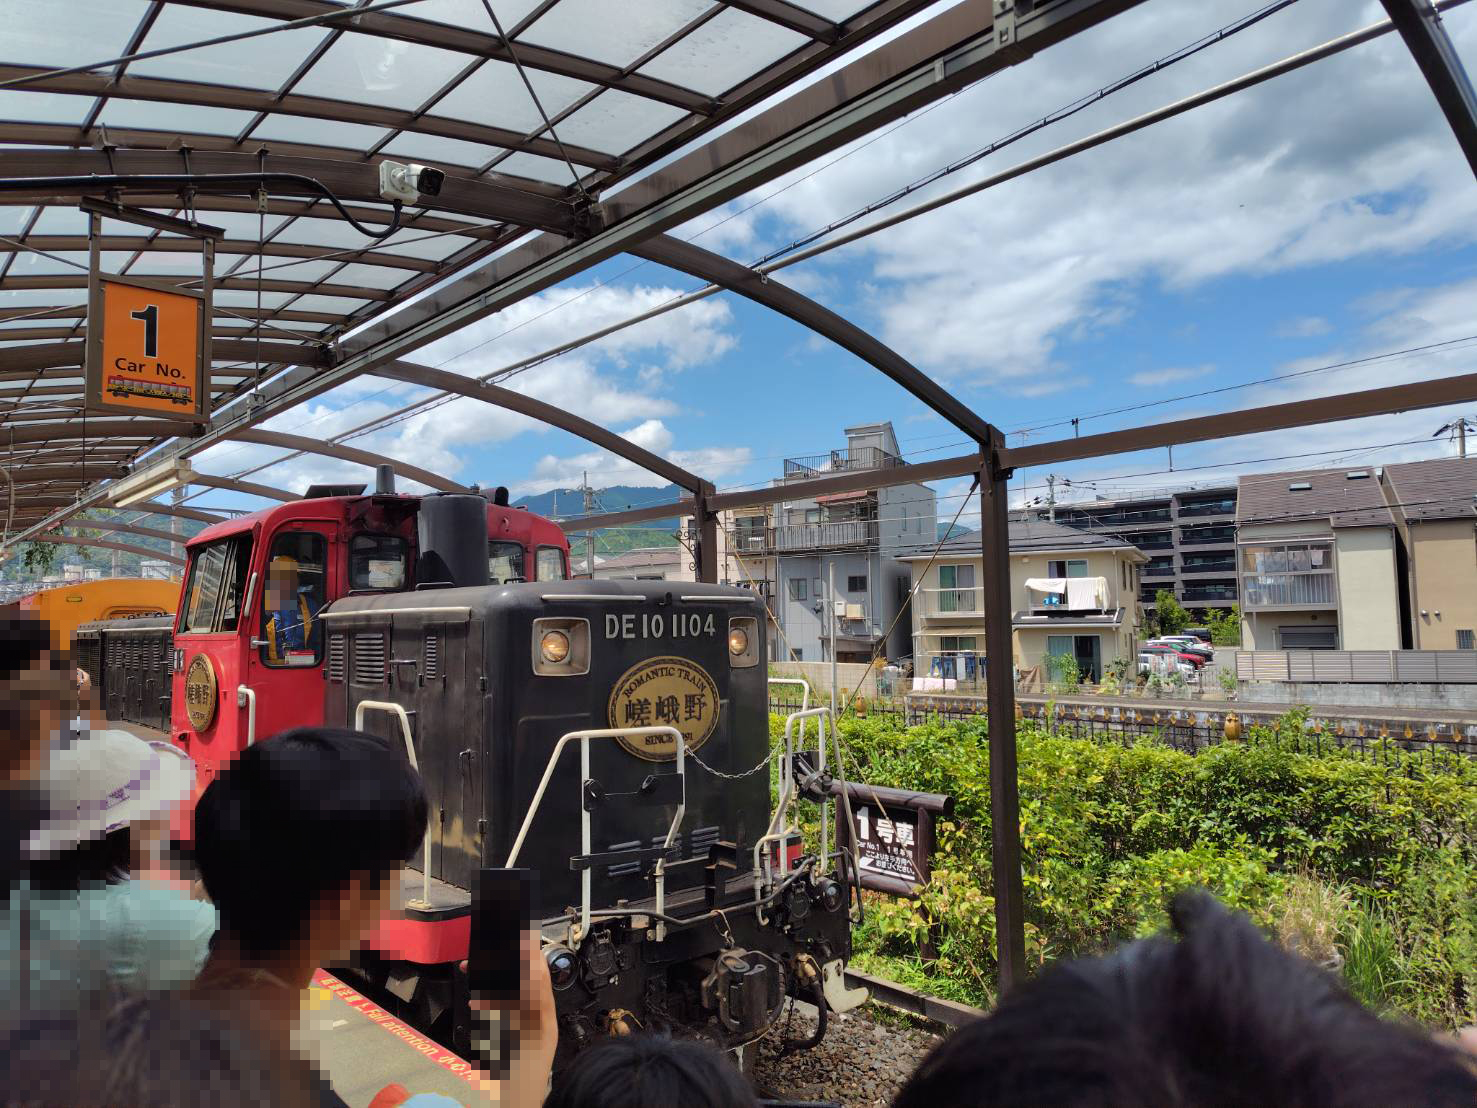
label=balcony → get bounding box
[1067,508,1172,527]
[1143,563,1176,577]
[1180,526,1236,547]
[1176,499,1236,518]
[1242,572,1335,608]
[783,445,901,479]
[1132,532,1175,550]
[770,519,877,552]
[1181,558,1236,576]
[1182,584,1239,603]
[916,587,984,620]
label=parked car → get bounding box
[1184,627,1213,644]
[1155,635,1213,660]
[1138,652,1196,680]
[1143,643,1207,669]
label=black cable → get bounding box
[0,175,404,240]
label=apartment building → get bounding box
[1016,485,1238,616]
[1381,456,1477,650]
[724,422,936,663]
[590,546,686,581]
[898,519,1145,687]
[1236,467,1403,651]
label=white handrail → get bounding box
[235,685,256,747]
[505,725,685,943]
[355,700,432,911]
[753,706,830,913]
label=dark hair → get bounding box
[894,891,1477,1108]
[0,989,312,1108]
[193,727,428,959]
[0,616,58,681]
[1,616,73,781]
[545,1035,760,1108]
[25,827,131,893]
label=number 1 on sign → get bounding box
[130,303,159,358]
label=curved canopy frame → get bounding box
[31,533,183,567]
[222,428,468,494]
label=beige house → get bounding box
[1236,467,1403,651]
[898,519,1146,689]
[1381,457,1477,651]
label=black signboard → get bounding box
[832,782,952,899]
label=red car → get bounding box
[1142,643,1207,669]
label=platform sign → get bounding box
[833,781,952,899]
[86,273,210,422]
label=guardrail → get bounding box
[1236,650,1477,684]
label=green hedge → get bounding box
[777,711,1477,1026]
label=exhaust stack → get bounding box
[416,494,490,589]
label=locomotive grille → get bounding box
[326,634,346,683]
[423,633,439,681]
[606,825,722,878]
[352,633,387,685]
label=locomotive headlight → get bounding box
[532,618,589,676]
[545,945,578,991]
[728,616,758,668]
[540,630,570,663]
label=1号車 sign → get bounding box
[833,781,952,899]
[86,273,210,422]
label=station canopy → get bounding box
[0,0,947,526]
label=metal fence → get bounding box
[1237,650,1477,684]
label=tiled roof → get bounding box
[1236,466,1394,529]
[1381,457,1477,522]
[896,519,1138,559]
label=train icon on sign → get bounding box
[107,374,191,405]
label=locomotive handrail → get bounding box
[505,726,685,945]
[355,699,433,911]
[235,685,256,748]
[753,706,830,917]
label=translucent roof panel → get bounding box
[427,60,594,138]
[330,262,430,290]
[267,217,397,251]
[0,90,92,125]
[489,151,593,185]
[0,0,149,68]
[403,0,546,31]
[130,8,327,90]
[190,212,289,241]
[379,131,500,170]
[249,258,347,284]
[374,232,478,261]
[0,208,29,236]
[96,99,257,135]
[292,35,473,111]
[521,0,711,71]
[0,289,85,308]
[790,0,873,18]
[285,293,375,314]
[26,208,89,236]
[554,89,688,155]
[213,290,294,310]
[247,113,392,154]
[639,8,807,97]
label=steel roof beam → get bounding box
[118,503,226,526]
[1,274,393,303]
[0,67,621,175]
[164,0,714,114]
[723,0,838,40]
[634,235,993,442]
[0,340,330,372]
[225,428,467,493]
[191,474,296,502]
[2,237,436,274]
[70,518,182,546]
[0,420,196,445]
[374,360,705,492]
[0,464,126,484]
[1379,0,1477,176]
[30,533,184,566]
[0,149,574,233]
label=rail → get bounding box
[505,725,685,944]
[354,700,431,911]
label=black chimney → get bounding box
[416,494,490,589]
[375,464,396,495]
[493,486,510,506]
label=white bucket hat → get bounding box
[26,729,195,859]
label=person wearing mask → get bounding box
[1,727,216,1010]
[1,616,73,894]
[190,727,558,1108]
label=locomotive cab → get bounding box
[323,578,856,1061]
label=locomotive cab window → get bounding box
[349,534,407,591]
[260,533,327,668]
[489,540,525,584]
[535,545,567,581]
[179,536,251,634]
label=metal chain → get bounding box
[685,737,782,781]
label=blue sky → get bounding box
[191,0,1477,533]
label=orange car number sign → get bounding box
[87,276,208,420]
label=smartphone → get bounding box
[467,867,537,1004]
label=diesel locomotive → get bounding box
[83,481,862,1064]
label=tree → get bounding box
[1208,603,1242,646]
[19,542,59,577]
[1155,588,1189,635]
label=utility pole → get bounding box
[1433,417,1476,459]
[1044,473,1058,522]
[581,471,596,576]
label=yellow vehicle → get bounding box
[19,578,178,646]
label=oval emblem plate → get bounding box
[607,655,720,762]
[184,652,218,732]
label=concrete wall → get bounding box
[1238,680,1477,711]
[768,660,880,699]
[1244,609,1338,650]
[1408,519,1477,649]
[1334,527,1401,649]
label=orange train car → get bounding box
[20,577,178,647]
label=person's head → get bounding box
[544,1034,760,1108]
[194,727,428,963]
[894,891,1477,1108]
[1,987,313,1107]
[1,615,75,784]
[25,729,193,893]
[266,555,300,609]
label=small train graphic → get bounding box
[107,375,191,405]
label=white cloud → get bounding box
[1128,364,1214,388]
[1274,315,1333,338]
[516,419,752,496]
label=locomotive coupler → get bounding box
[698,948,784,1040]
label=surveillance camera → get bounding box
[378,160,446,204]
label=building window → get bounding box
[1459,630,1476,650]
[788,578,807,601]
[847,574,867,592]
[1048,558,1088,578]
[805,508,821,524]
[789,648,804,661]
[1241,542,1335,608]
